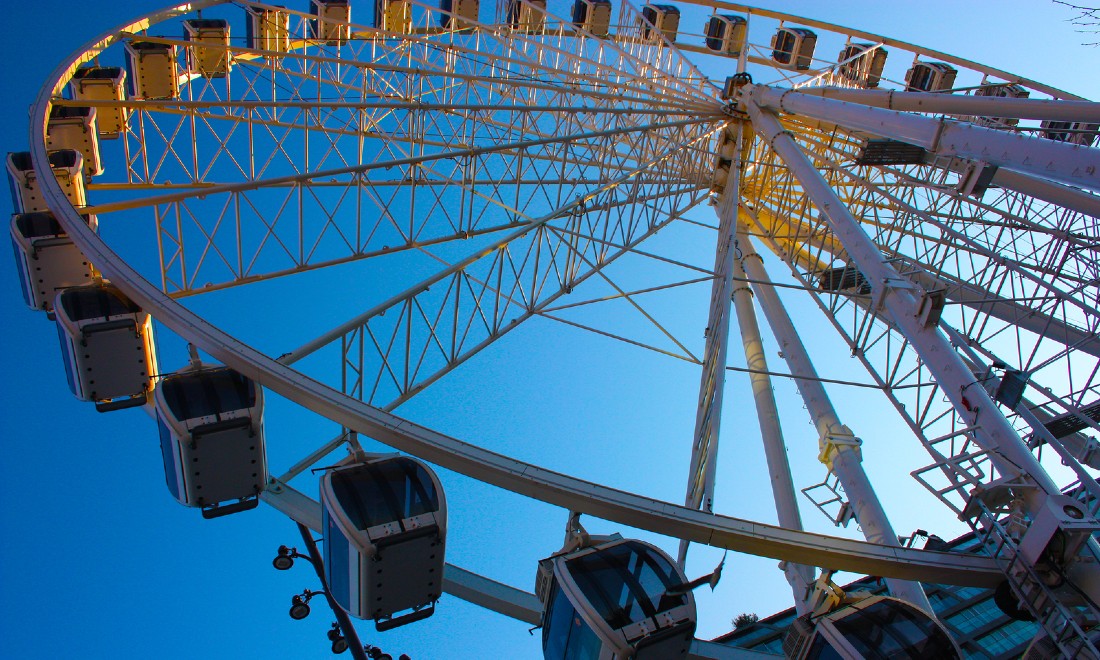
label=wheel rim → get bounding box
[18,0,1100,655]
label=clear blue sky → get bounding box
[1,1,1096,659]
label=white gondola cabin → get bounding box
[573,0,612,37]
[704,15,746,55]
[507,0,547,33]
[376,0,412,32]
[183,19,232,78]
[537,538,697,660]
[10,212,97,313]
[1040,120,1099,147]
[639,5,679,42]
[836,43,886,88]
[771,27,816,70]
[970,82,1030,127]
[905,61,957,92]
[439,0,479,28]
[321,456,447,630]
[247,6,292,53]
[54,283,157,412]
[311,0,351,45]
[124,40,179,100]
[154,364,267,518]
[69,67,128,139]
[7,150,86,214]
[783,595,962,659]
[46,107,102,178]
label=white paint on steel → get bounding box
[735,227,931,613]
[747,84,1100,193]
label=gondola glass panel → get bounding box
[53,282,156,411]
[69,67,128,138]
[7,150,86,214]
[154,365,266,518]
[10,212,96,313]
[540,539,696,660]
[785,596,962,660]
[320,457,447,630]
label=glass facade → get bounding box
[716,531,1041,659]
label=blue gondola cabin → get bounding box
[704,15,746,55]
[7,150,86,214]
[439,0,479,28]
[321,455,447,630]
[783,595,962,659]
[311,0,352,45]
[247,6,292,53]
[154,364,267,518]
[1040,120,1099,147]
[69,67,129,139]
[771,27,816,70]
[536,538,697,659]
[836,43,887,89]
[46,106,103,178]
[10,212,97,314]
[639,4,679,42]
[905,61,957,93]
[573,0,612,37]
[376,0,412,32]
[970,82,1030,128]
[54,282,157,412]
[183,19,232,78]
[124,40,179,100]
[507,0,546,33]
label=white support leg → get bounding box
[745,84,1100,193]
[736,229,931,613]
[792,87,1100,123]
[679,122,743,565]
[729,232,815,613]
[739,92,1100,610]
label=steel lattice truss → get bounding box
[743,115,1100,516]
[24,0,1100,655]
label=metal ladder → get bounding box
[967,492,1100,658]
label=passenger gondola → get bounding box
[183,19,232,78]
[783,595,962,659]
[536,538,697,660]
[970,82,1030,128]
[572,0,612,38]
[124,40,180,100]
[7,150,86,214]
[69,67,129,139]
[311,0,351,45]
[10,211,97,313]
[771,26,816,70]
[836,43,887,88]
[639,4,679,42]
[246,5,291,53]
[905,61,957,92]
[704,14,746,54]
[54,282,157,411]
[1040,120,1099,147]
[439,0,479,28]
[46,106,103,178]
[376,0,412,32]
[507,0,546,33]
[320,455,447,630]
[154,363,267,518]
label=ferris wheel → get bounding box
[9,0,1100,657]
